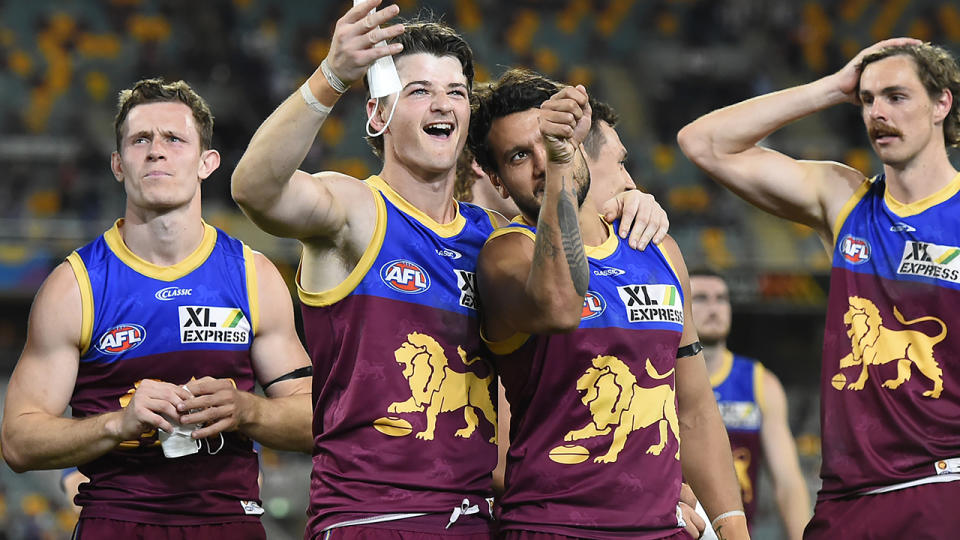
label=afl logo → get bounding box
[96,324,146,355]
[581,291,606,320]
[840,235,871,264]
[380,259,431,294]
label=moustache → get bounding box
[868,123,903,140]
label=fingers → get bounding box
[328,2,404,82]
[616,191,641,240]
[183,376,233,398]
[190,418,232,440]
[679,482,697,507]
[679,501,706,538]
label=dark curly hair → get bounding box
[858,42,960,147]
[365,19,475,158]
[114,78,214,152]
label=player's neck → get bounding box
[579,198,608,247]
[120,198,206,267]
[378,161,458,224]
[882,143,958,204]
[701,341,727,377]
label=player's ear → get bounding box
[198,149,221,181]
[111,151,124,183]
[488,173,510,200]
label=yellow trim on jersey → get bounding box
[709,349,735,388]
[885,171,960,218]
[754,362,767,413]
[483,208,502,230]
[485,224,536,244]
[104,219,218,282]
[367,175,466,238]
[832,177,875,244]
[585,218,618,259]
[654,241,680,285]
[482,327,531,355]
[298,184,388,307]
[66,252,94,356]
[242,245,259,336]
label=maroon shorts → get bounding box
[73,518,265,540]
[804,480,960,540]
[499,529,694,540]
[321,526,493,539]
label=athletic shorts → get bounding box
[499,529,694,540]
[803,480,960,540]
[73,518,265,540]
[320,526,493,539]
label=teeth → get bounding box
[426,123,452,131]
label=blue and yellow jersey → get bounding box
[489,217,686,539]
[66,220,261,525]
[711,351,764,524]
[821,172,960,498]
[299,176,499,535]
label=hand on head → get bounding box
[325,0,405,87]
[540,85,592,164]
[833,37,923,104]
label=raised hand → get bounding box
[325,0,405,88]
[601,189,669,250]
[831,37,922,104]
[540,85,592,164]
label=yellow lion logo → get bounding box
[386,332,497,442]
[836,296,946,398]
[732,447,753,504]
[563,355,679,463]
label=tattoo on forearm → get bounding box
[534,222,559,261]
[558,176,588,296]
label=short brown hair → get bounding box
[858,43,960,147]
[583,98,620,160]
[114,78,215,152]
[366,20,475,158]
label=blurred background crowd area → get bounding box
[0,0,958,538]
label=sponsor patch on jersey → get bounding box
[581,291,606,320]
[456,269,478,310]
[717,401,762,430]
[436,248,462,259]
[890,222,916,233]
[179,306,250,344]
[240,500,265,516]
[96,324,146,355]
[155,286,192,301]
[897,241,960,283]
[617,284,683,324]
[593,266,625,277]
[380,259,431,293]
[839,235,871,264]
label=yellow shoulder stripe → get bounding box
[66,252,94,356]
[242,245,259,336]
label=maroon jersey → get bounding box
[820,174,960,499]
[490,221,686,539]
[300,177,499,536]
[68,221,261,525]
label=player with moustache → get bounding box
[678,38,960,538]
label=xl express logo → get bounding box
[617,284,683,324]
[898,241,960,283]
[179,306,250,344]
[455,269,478,310]
[380,259,431,294]
[96,324,146,355]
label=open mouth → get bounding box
[423,122,453,139]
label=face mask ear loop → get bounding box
[366,93,400,138]
[205,433,225,455]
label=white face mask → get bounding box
[366,94,400,138]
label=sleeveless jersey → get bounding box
[489,218,685,539]
[299,176,499,535]
[711,351,764,524]
[67,220,261,525]
[821,172,960,499]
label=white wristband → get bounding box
[299,81,332,115]
[320,58,350,94]
[710,510,745,530]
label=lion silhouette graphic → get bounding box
[563,355,679,463]
[732,448,753,503]
[837,296,946,398]
[386,332,497,442]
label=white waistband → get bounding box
[860,458,960,496]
